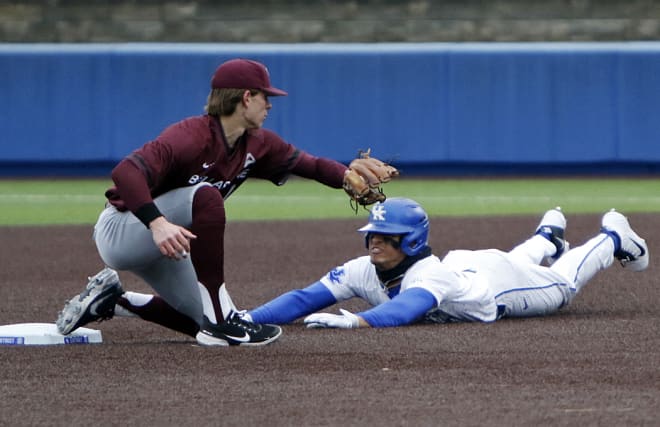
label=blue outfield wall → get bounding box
[1,42,660,176]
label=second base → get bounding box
[0,323,103,345]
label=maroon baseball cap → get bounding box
[211,58,288,96]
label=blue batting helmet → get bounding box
[358,197,430,256]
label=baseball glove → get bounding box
[343,149,399,209]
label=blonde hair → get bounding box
[204,88,259,117]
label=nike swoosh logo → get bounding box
[633,240,646,257]
[89,296,110,316]
[202,162,214,169]
[224,332,251,343]
[201,330,251,343]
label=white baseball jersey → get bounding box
[320,254,498,322]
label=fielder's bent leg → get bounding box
[189,184,282,346]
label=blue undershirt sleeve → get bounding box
[248,281,338,324]
[358,287,437,328]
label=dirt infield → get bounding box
[1,213,658,426]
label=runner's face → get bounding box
[243,91,271,128]
[367,233,406,271]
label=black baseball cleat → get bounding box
[56,267,124,335]
[195,312,282,347]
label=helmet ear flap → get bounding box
[404,237,419,255]
[401,237,415,256]
[400,219,429,256]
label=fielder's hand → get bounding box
[343,149,399,208]
[304,309,361,329]
[149,216,197,260]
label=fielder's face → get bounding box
[367,233,406,271]
[242,90,272,129]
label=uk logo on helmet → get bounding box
[372,204,386,221]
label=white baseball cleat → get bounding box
[601,209,649,272]
[535,207,570,263]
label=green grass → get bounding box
[1,177,659,225]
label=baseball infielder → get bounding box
[55,58,397,346]
[244,198,648,328]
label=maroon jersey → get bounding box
[106,115,346,215]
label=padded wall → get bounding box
[1,43,659,174]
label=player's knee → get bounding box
[192,184,225,224]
